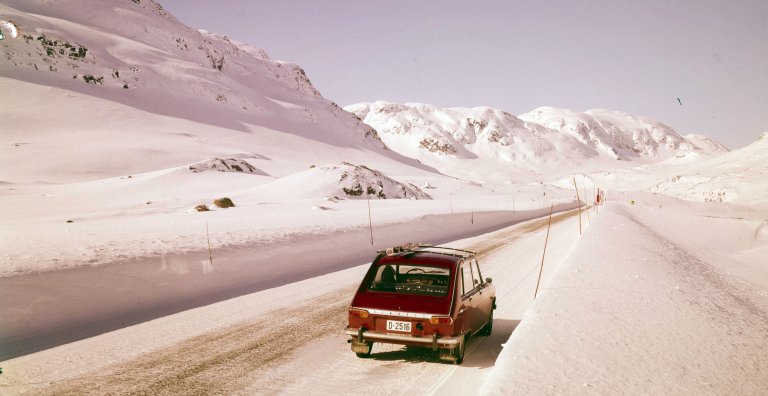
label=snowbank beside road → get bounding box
[482,201,768,394]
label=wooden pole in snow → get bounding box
[367,195,374,245]
[205,220,213,267]
[534,205,553,300]
[582,180,591,224]
[573,177,582,235]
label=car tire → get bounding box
[479,310,493,336]
[454,335,466,365]
[355,342,373,358]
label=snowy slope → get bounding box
[649,132,768,206]
[684,133,730,154]
[483,199,768,394]
[0,0,434,184]
[346,101,713,182]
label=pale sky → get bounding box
[160,0,767,149]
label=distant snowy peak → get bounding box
[521,107,692,159]
[346,101,696,167]
[683,134,729,154]
[345,101,535,159]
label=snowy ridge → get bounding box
[0,0,318,96]
[684,133,730,153]
[346,101,720,181]
[521,107,693,160]
[649,133,768,206]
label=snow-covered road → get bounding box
[0,204,576,361]
[1,208,584,395]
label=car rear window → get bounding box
[367,263,451,296]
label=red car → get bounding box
[345,243,496,364]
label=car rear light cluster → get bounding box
[429,316,453,325]
[349,308,370,319]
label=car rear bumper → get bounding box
[345,328,462,348]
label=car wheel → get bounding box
[454,335,466,365]
[355,342,373,358]
[479,310,493,336]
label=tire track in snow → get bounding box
[469,209,579,260]
[36,287,356,395]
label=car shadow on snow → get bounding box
[362,319,521,368]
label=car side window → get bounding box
[471,260,483,287]
[461,264,473,296]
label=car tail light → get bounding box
[429,316,453,325]
[349,308,369,319]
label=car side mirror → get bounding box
[486,277,492,284]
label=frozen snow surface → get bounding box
[483,198,768,395]
[1,0,767,394]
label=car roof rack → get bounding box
[378,242,476,259]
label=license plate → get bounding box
[386,320,411,332]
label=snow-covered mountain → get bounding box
[520,107,692,160]
[0,0,433,185]
[0,0,733,190]
[346,101,725,182]
[650,132,768,206]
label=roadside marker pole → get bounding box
[534,205,553,300]
[582,180,591,224]
[367,195,374,245]
[205,220,213,267]
[572,177,582,235]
